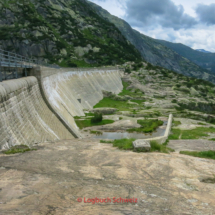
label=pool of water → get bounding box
[93,128,166,140]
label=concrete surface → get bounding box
[42,69,123,137]
[133,140,151,151]
[0,77,74,150]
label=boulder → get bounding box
[133,140,151,152]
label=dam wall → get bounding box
[0,77,74,149]
[42,69,123,137]
[0,67,123,149]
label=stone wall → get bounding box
[0,77,74,150]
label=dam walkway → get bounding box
[0,49,59,82]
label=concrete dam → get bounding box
[0,68,123,149]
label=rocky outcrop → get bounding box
[0,0,141,67]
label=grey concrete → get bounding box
[144,114,173,144]
[133,139,151,151]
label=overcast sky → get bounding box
[89,0,215,52]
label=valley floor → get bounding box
[0,138,215,215]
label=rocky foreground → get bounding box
[0,138,215,215]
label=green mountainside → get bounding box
[0,0,141,67]
[88,1,215,83]
[157,40,215,74]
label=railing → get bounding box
[0,49,60,82]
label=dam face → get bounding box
[0,68,123,149]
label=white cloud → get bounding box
[88,0,215,52]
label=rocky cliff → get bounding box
[0,0,141,67]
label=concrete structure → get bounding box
[144,114,173,144]
[133,140,151,151]
[0,67,123,149]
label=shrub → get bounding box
[125,67,131,74]
[91,112,103,123]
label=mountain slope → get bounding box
[196,49,212,54]
[157,40,215,73]
[0,0,141,67]
[88,1,215,82]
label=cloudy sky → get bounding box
[89,0,215,52]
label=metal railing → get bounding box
[0,49,60,82]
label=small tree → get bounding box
[91,112,103,123]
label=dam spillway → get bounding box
[0,67,123,149]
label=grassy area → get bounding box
[127,119,163,133]
[100,139,174,153]
[150,141,174,153]
[93,97,134,111]
[90,130,103,135]
[173,120,181,126]
[2,145,36,155]
[180,150,215,160]
[100,140,114,143]
[130,100,145,105]
[100,139,134,150]
[75,119,114,129]
[209,138,215,141]
[168,129,181,140]
[112,138,135,150]
[118,81,141,97]
[169,127,215,140]
[198,122,207,125]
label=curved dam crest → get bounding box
[0,68,123,149]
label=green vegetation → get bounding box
[169,127,215,140]
[119,81,140,97]
[75,119,114,129]
[94,97,133,111]
[100,140,114,143]
[100,139,174,153]
[91,112,103,123]
[209,138,215,141]
[130,100,145,105]
[201,177,215,184]
[150,141,174,153]
[2,145,36,155]
[111,138,135,150]
[90,130,103,135]
[1,0,142,67]
[198,122,207,125]
[180,150,215,160]
[173,120,181,126]
[127,119,163,133]
[168,129,181,140]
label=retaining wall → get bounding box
[0,77,74,150]
[42,69,123,137]
[144,114,173,144]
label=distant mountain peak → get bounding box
[196,49,212,53]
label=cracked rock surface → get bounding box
[0,138,215,214]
